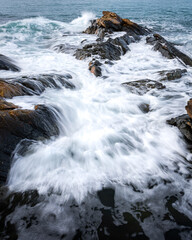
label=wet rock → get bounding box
[75,34,132,61]
[0,104,60,183]
[53,44,77,54]
[0,54,21,72]
[146,34,192,67]
[84,11,150,38]
[167,115,192,142]
[122,79,166,95]
[138,103,150,113]
[158,68,187,81]
[89,60,102,77]
[0,80,26,98]
[97,188,115,208]
[75,39,122,60]
[0,99,18,110]
[185,99,192,119]
[0,74,74,98]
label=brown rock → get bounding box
[96,11,123,30]
[186,99,192,119]
[84,11,150,37]
[0,80,26,98]
[0,74,74,99]
[89,60,102,77]
[0,99,18,110]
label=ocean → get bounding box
[0,0,192,239]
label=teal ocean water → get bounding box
[1,1,192,240]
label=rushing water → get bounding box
[0,0,192,239]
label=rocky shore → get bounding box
[0,10,192,188]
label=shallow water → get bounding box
[0,1,192,239]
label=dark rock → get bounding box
[0,104,60,184]
[53,44,77,54]
[138,103,150,113]
[122,79,166,95]
[75,34,132,61]
[97,188,115,208]
[158,69,187,81]
[83,19,98,34]
[0,74,74,98]
[167,114,192,142]
[185,99,192,120]
[75,39,122,60]
[111,36,131,54]
[0,54,21,72]
[146,34,192,67]
[89,60,102,77]
[104,60,114,65]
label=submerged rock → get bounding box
[0,54,21,72]
[0,104,60,184]
[122,79,166,95]
[146,34,192,67]
[0,74,74,98]
[158,68,187,81]
[89,60,102,77]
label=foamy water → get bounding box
[1,11,192,239]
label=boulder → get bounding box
[158,69,187,81]
[0,104,60,184]
[146,34,192,67]
[0,54,20,72]
[122,79,165,95]
[89,60,102,77]
[84,11,150,39]
[0,74,74,98]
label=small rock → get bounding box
[122,79,166,95]
[185,99,192,119]
[158,69,187,81]
[89,60,102,77]
[0,99,18,110]
[138,103,150,113]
